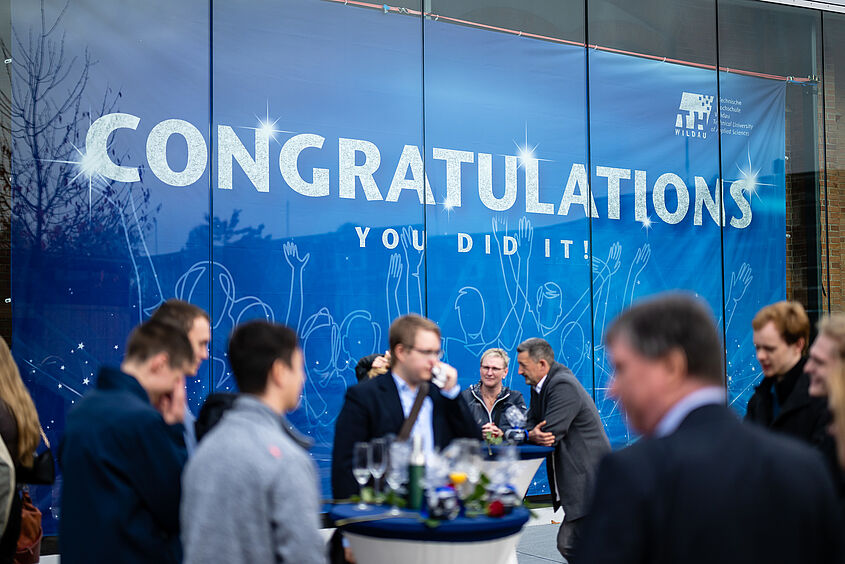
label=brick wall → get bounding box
[822,16,845,313]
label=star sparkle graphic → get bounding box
[733,146,774,199]
[512,123,552,169]
[38,111,114,221]
[245,100,293,141]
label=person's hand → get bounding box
[528,420,555,446]
[434,362,458,391]
[157,377,186,425]
[344,546,357,563]
[482,422,503,438]
[372,354,390,371]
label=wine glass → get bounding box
[352,442,371,509]
[386,441,410,515]
[369,438,388,500]
[496,442,518,486]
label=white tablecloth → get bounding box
[345,530,523,564]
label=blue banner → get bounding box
[10,0,785,530]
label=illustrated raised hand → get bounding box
[632,243,651,278]
[492,216,508,238]
[283,241,310,270]
[401,226,425,278]
[730,263,753,302]
[517,216,534,258]
[387,253,403,292]
[607,242,622,274]
[400,226,413,252]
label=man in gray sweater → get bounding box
[181,321,326,564]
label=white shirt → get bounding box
[534,374,549,394]
[653,386,725,438]
[392,373,461,456]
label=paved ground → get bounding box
[517,506,566,564]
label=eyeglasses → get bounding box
[409,347,444,360]
[480,365,505,373]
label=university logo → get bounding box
[675,92,713,139]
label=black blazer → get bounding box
[576,404,844,564]
[331,371,481,499]
[745,358,829,447]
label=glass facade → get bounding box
[1,0,844,533]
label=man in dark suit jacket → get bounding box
[332,314,481,500]
[576,294,844,564]
[517,337,610,561]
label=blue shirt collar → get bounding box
[653,386,725,438]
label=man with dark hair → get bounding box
[182,321,325,564]
[746,301,828,447]
[517,337,609,561]
[150,299,210,376]
[194,393,237,442]
[332,314,480,499]
[60,320,194,564]
[150,299,211,453]
[576,294,844,564]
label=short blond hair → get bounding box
[817,314,845,357]
[480,348,509,368]
[752,301,809,352]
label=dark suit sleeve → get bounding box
[331,386,372,499]
[744,381,771,425]
[575,453,648,564]
[537,378,581,442]
[118,413,187,534]
[443,390,482,440]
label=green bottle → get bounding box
[408,434,425,511]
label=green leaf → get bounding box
[484,431,503,446]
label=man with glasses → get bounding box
[462,348,527,440]
[331,314,481,500]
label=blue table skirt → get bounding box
[328,504,531,542]
[484,444,553,461]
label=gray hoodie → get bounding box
[181,395,326,564]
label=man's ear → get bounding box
[148,352,170,375]
[662,348,688,383]
[268,358,286,389]
[394,344,408,365]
